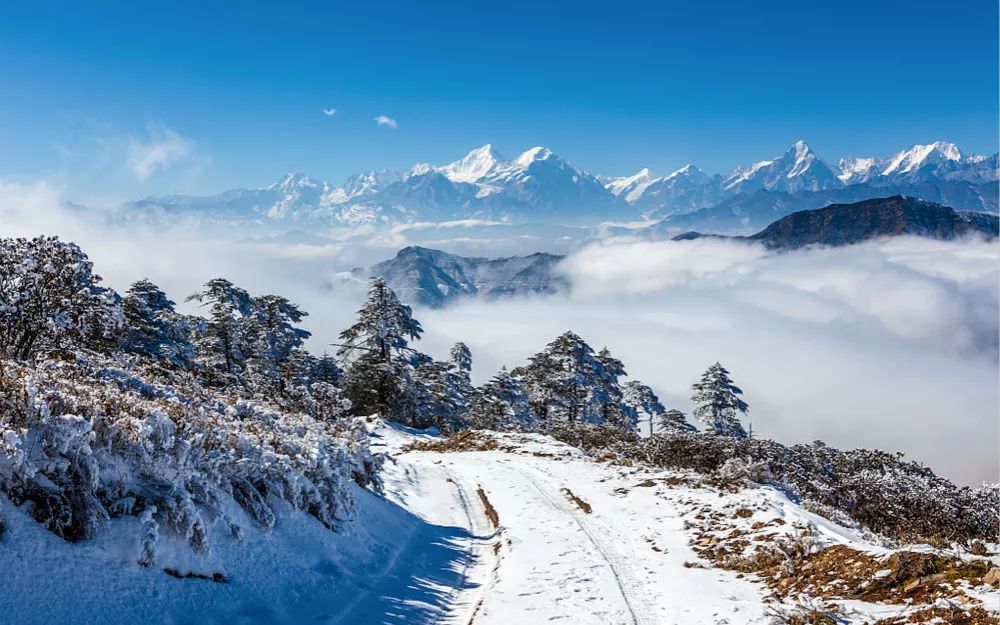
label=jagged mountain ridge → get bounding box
[351,245,568,307]
[124,140,998,228]
[648,179,998,234]
[672,196,999,250]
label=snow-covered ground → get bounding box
[376,423,778,624]
[372,425,1000,625]
[2,421,997,624]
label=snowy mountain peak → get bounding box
[342,169,402,197]
[722,160,774,190]
[269,172,322,191]
[606,168,653,197]
[440,144,504,183]
[723,141,839,193]
[786,140,818,178]
[408,162,435,177]
[514,146,555,166]
[837,156,879,183]
[666,164,705,180]
[791,139,811,155]
[882,141,963,176]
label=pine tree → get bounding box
[512,332,630,427]
[337,279,422,362]
[595,347,632,430]
[623,380,665,436]
[411,359,472,431]
[244,294,311,393]
[186,278,252,381]
[450,342,472,375]
[691,362,749,438]
[122,278,195,368]
[512,331,605,426]
[467,367,535,431]
[311,353,343,385]
[511,348,560,424]
[659,408,696,433]
[337,279,424,421]
[0,236,122,359]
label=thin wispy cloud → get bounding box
[322,108,337,116]
[374,115,398,129]
[127,126,194,182]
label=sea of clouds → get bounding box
[2,180,996,485]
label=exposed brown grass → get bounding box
[405,430,501,452]
[873,606,999,625]
[477,486,499,529]
[561,488,592,514]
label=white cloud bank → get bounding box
[0,183,995,484]
[419,237,999,485]
[373,115,397,129]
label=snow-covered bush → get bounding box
[714,457,772,490]
[0,354,379,563]
[548,424,997,545]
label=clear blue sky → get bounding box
[1,0,996,200]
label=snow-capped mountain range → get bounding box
[125,140,998,229]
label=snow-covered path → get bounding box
[332,449,497,625]
[374,425,780,625]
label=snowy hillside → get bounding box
[6,419,998,625]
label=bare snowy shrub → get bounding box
[764,600,838,625]
[548,424,997,544]
[714,457,772,490]
[0,354,380,562]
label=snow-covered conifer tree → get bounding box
[244,294,311,393]
[122,278,195,367]
[0,236,122,359]
[467,367,535,431]
[186,278,252,381]
[512,331,613,427]
[410,359,472,431]
[690,362,749,438]
[450,342,472,375]
[595,347,632,430]
[311,353,343,385]
[337,278,424,421]
[623,380,665,436]
[659,408,696,433]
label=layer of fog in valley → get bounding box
[3,180,996,485]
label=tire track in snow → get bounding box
[434,463,503,625]
[512,464,661,625]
